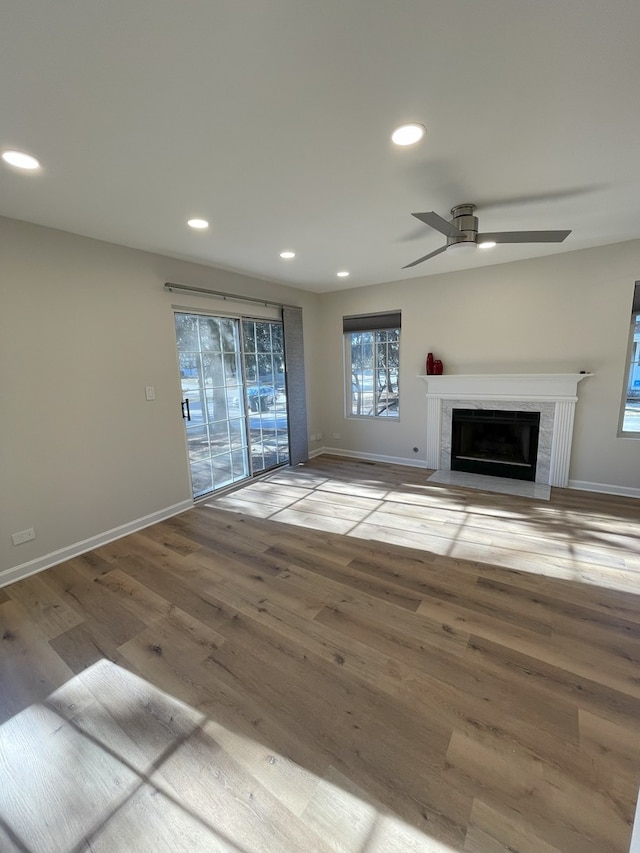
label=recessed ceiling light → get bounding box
[2,150,41,170]
[337,271,350,278]
[280,251,295,259]
[478,240,497,249]
[391,123,426,146]
[187,218,209,230]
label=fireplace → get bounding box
[419,374,591,487]
[451,408,540,481]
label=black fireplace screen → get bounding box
[451,409,541,482]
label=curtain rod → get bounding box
[164,282,300,310]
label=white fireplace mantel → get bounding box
[418,373,591,487]
[418,373,590,400]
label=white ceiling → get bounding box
[2,1,640,293]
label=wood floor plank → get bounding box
[475,573,640,640]
[116,608,227,710]
[1,454,639,852]
[265,543,425,611]
[464,557,640,624]
[92,551,232,633]
[446,729,630,853]
[91,568,175,625]
[38,561,147,648]
[49,620,131,675]
[5,573,85,640]
[68,550,118,579]
[189,553,337,620]
[466,632,640,729]
[0,599,75,724]
[578,709,640,817]
[464,798,564,853]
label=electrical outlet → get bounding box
[309,433,317,442]
[316,432,323,440]
[332,432,341,440]
[12,527,36,546]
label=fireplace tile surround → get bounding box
[419,374,590,488]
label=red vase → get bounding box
[426,352,434,375]
[433,359,443,375]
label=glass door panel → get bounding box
[175,312,249,498]
[242,319,289,474]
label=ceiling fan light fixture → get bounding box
[187,218,209,230]
[478,240,496,249]
[447,241,476,253]
[2,149,41,170]
[391,123,426,147]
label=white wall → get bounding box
[315,240,640,493]
[0,217,320,577]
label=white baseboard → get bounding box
[567,480,640,499]
[0,499,193,589]
[310,446,428,469]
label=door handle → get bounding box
[181,398,191,421]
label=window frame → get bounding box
[618,300,640,438]
[343,314,401,421]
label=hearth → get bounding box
[451,408,540,482]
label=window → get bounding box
[344,312,400,418]
[621,282,640,435]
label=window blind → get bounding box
[282,306,309,466]
[343,311,401,334]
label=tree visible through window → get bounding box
[344,312,401,418]
[621,282,640,434]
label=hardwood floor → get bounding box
[1,454,639,852]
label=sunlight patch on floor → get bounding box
[427,470,551,501]
[208,474,640,595]
[0,660,459,853]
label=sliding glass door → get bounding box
[175,312,289,499]
[242,319,289,474]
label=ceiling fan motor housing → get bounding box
[448,203,478,247]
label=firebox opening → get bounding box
[451,409,541,482]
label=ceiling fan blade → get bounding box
[412,211,464,238]
[478,229,571,244]
[402,244,448,269]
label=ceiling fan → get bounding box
[403,203,571,268]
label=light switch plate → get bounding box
[145,385,155,401]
